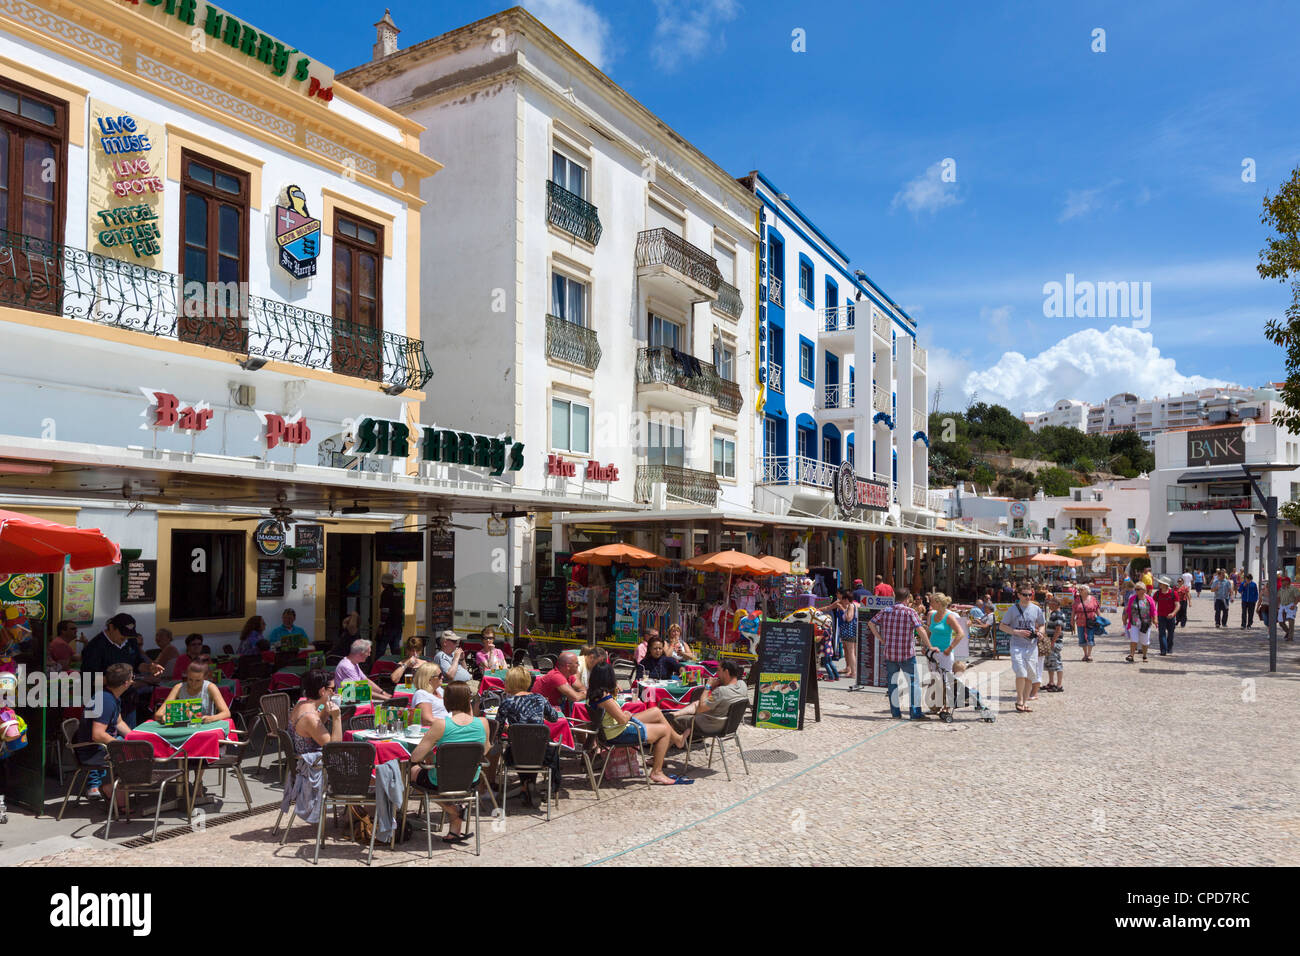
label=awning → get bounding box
[1063,505,1110,511]
[1177,469,1254,484]
[1166,531,1242,544]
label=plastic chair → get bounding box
[498,723,553,821]
[409,742,485,857]
[56,717,104,820]
[197,738,253,813]
[611,659,637,692]
[313,741,380,865]
[681,700,750,781]
[103,740,185,841]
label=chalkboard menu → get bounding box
[257,559,285,598]
[538,576,567,627]
[752,620,818,730]
[429,588,454,632]
[294,524,324,572]
[427,531,455,633]
[119,559,156,604]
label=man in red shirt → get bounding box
[532,650,586,711]
[1153,577,1180,656]
[873,575,895,598]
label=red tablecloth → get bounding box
[480,676,506,692]
[570,700,646,723]
[126,723,233,760]
[270,671,301,691]
[215,660,236,678]
[499,717,575,750]
[370,660,397,676]
[342,730,410,764]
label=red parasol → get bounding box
[0,509,122,573]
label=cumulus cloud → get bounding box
[923,346,973,413]
[891,162,961,215]
[525,0,613,69]
[961,325,1230,414]
[651,0,740,71]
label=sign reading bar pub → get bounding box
[355,417,524,477]
[1187,426,1245,467]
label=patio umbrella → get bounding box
[1005,552,1083,567]
[685,550,775,576]
[755,554,793,575]
[567,543,670,568]
[1070,541,1146,559]
[0,509,121,573]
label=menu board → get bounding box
[60,569,96,624]
[993,603,1013,657]
[294,524,325,572]
[752,620,816,730]
[163,698,203,726]
[428,532,455,589]
[0,573,49,629]
[429,589,454,633]
[257,559,285,598]
[119,559,157,605]
[537,576,568,628]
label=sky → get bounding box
[232,0,1300,414]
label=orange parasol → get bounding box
[568,543,670,568]
[754,554,793,575]
[0,509,121,573]
[684,550,776,576]
[1005,552,1083,567]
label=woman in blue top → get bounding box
[925,592,966,723]
[411,682,489,843]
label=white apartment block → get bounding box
[341,8,759,622]
[937,479,1150,549]
[1024,398,1089,432]
[1085,386,1267,446]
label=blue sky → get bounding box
[237,0,1300,413]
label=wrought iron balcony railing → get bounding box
[635,346,742,413]
[823,304,855,333]
[715,279,744,319]
[635,464,719,507]
[820,382,855,411]
[546,314,602,371]
[768,275,783,307]
[547,180,603,245]
[635,228,722,294]
[0,229,433,390]
[768,361,784,394]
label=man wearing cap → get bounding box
[851,578,870,604]
[377,573,404,657]
[1153,577,1180,656]
[80,613,164,726]
[434,630,472,684]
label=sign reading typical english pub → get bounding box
[121,0,335,104]
[275,186,321,278]
[1187,426,1245,468]
[88,101,165,268]
[354,418,524,477]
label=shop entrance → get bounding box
[325,532,377,648]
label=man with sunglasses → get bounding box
[999,586,1045,713]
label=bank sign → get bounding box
[355,417,524,477]
[1187,427,1245,468]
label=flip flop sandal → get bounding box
[1125,656,1134,662]
[1014,704,1028,713]
[442,831,474,843]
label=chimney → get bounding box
[373,9,399,61]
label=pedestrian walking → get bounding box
[1124,582,1156,663]
[1072,584,1100,662]
[1043,593,1066,692]
[1193,569,1204,595]
[1278,579,1300,641]
[924,592,966,722]
[1258,579,1270,627]
[1153,577,1179,656]
[999,585,1045,713]
[1239,573,1258,628]
[1211,569,1233,628]
[866,588,932,721]
[1175,578,1190,628]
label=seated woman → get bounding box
[409,662,448,725]
[577,644,607,686]
[635,636,682,682]
[410,682,489,843]
[152,628,178,674]
[287,669,344,754]
[486,665,561,801]
[665,623,696,662]
[390,635,427,687]
[154,661,232,724]
[586,661,690,786]
[475,629,507,674]
[236,616,266,656]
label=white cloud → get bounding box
[524,0,613,69]
[651,0,739,71]
[1059,186,1108,222]
[982,304,1013,344]
[961,325,1230,414]
[891,162,961,215]
[923,346,973,413]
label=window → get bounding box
[648,421,685,468]
[179,150,249,349]
[332,211,384,379]
[1046,518,1056,530]
[799,338,814,385]
[798,256,813,304]
[648,313,682,350]
[0,79,66,242]
[768,236,784,284]
[797,427,815,461]
[846,441,855,468]
[825,279,838,315]
[763,417,780,459]
[712,435,735,479]
[713,240,735,286]
[550,397,590,454]
[1166,486,1187,511]
[1127,517,1137,529]
[551,271,587,326]
[1072,518,1093,534]
[713,341,735,382]
[170,530,244,621]
[552,150,587,198]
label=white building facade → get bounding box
[1085,386,1266,447]
[938,479,1150,549]
[1024,398,1089,432]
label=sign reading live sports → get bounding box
[1187,426,1245,467]
[119,0,335,104]
[88,101,164,267]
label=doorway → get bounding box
[325,532,377,647]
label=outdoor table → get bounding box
[127,719,233,760]
[271,664,308,691]
[639,681,694,708]
[346,728,417,764]
[484,709,576,750]
[480,675,506,692]
[570,697,645,724]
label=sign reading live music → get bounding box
[1187,426,1245,468]
[88,101,164,267]
[545,455,618,482]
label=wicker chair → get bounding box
[348,713,375,733]
[196,738,253,813]
[585,705,651,793]
[272,730,305,834]
[313,741,380,865]
[231,677,271,734]
[681,700,750,781]
[56,717,105,820]
[534,654,556,674]
[254,692,291,773]
[103,740,185,841]
[409,742,485,857]
[497,722,554,821]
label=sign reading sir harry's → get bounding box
[354,418,524,477]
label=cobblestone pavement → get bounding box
[20,597,1300,866]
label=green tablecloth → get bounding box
[276,664,308,677]
[133,719,231,744]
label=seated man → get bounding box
[533,650,586,710]
[266,608,309,647]
[334,639,392,701]
[670,658,748,737]
[635,636,682,682]
[433,631,473,684]
[75,662,134,800]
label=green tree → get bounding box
[1065,530,1101,550]
[1075,456,1095,473]
[1037,466,1074,496]
[1260,166,1300,432]
[1108,428,1154,474]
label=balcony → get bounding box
[768,275,783,307]
[768,361,784,395]
[1175,496,1253,512]
[545,314,602,372]
[0,229,432,390]
[912,485,929,509]
[873,383,891,414]
[635,228,721,302]
[758,455,836,490]
[635,346,742,414]
[715,280,744,319]
[635,464,719,507]
[816,382,856,421]
[912,407,926,433]
[914,345,927,373]
[873,309,890,340]
[547,180,602,245]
